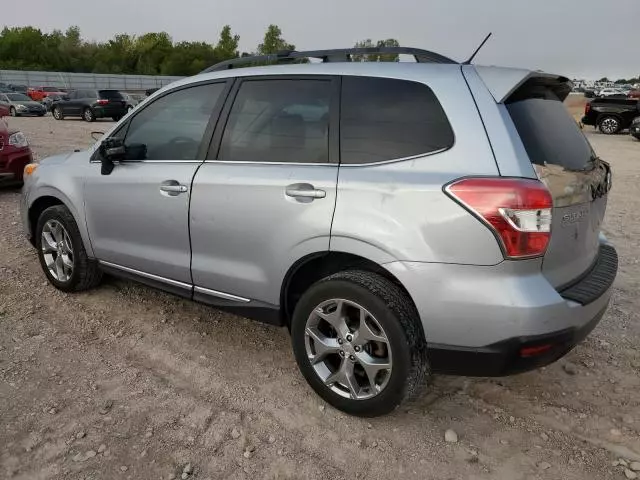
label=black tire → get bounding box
[112,115,122,122]
[291,270,429,417]
[37,112,45,117]
[52,107,64,120]
[83,108,95,122]
[9,106,17,117]
[598,115,621,134]
[127,106,133,113]
[35,205,102,292]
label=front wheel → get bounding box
[291,270,429,417]
[35,205,102,292]
[52,107,64,120]
[112,115,122,122]
[9,106,17,117]
[598,116,621,134]
[83,108,95,122]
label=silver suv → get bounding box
[21,47,617,416]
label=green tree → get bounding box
[352,38,400,62]
[215,25,240,61]
[257,25,295,55]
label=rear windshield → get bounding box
[99,90,124,100]
[506,86,594,171]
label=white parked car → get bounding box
[598,88,626,97]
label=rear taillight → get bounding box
[97,99,109,105]
[585,102,591,114]
[445,177,553,259]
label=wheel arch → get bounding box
[280,251,419,329]
[27,191,93,256]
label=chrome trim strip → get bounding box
[203,148,449,167]
[203,160,335,167]
[98,260,192,290]
[90,160,202,164]
[193,285,251,303]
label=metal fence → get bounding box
[0,70,184,92]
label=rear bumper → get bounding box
[94,106,126,118]
[384,241,617,377]
[427,302,607,376]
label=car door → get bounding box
[83,80,230,292]
[190,76,339,312]
[60,90,79,115]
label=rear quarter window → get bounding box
[340,76,454,164]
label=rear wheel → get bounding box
[291,270,429,417]
[52,107,64,120]
[83,108,95,122]
[112,115,122,122]
[598,116,621,134]
[35,205,102,292]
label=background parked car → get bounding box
[0,92,46,117]
[51,89,127,122]
[629,89,640,99]
[121,93,142,112]
[598,87,627,98]
[27,86,67,102]
[0,122,33,186]
[9,84,29,94]
[631,117,640,140]
[584,89,597,98]
[41,93,65,112]
[582,97,640,134]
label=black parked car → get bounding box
[630,117,640,140]
[581,97,640,134]
[51,89,127,122]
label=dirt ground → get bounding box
[1,109,639,480]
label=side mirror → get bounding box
[98,137,126,175]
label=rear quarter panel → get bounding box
[332,66,504,265]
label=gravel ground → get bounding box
[1,114,639,480]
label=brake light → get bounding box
[445,177,553,259]
[97,99,109,105]
[585,102,591,114]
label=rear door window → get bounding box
[340,76,454,164]
[218,79,332,164]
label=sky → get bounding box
[2,0,638,80]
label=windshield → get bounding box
[7,93,31,101]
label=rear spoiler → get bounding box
[473,66,573,103]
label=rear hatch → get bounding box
[504,77,611,288]
[98,90,126,111]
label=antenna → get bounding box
[463,32,492,65]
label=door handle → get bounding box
[285,185,326,199]
[160,181,188,196]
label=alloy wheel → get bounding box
[600,118,619,134]
[41,219,74,282]
[304,298,392,400]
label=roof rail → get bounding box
[200,47,457,73]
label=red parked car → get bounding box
[628,89,640,99]
[0,121,33,185]
[27,86,66,102]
